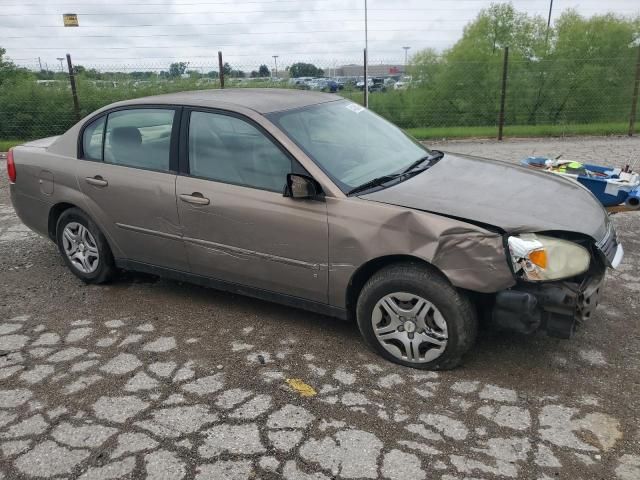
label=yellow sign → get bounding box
[62,14,79,27]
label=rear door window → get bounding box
[103,109,175,172]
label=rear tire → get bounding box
[356,262,477,370]
[56,208,115,284]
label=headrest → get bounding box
[111,126,142,145]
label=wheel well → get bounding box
[345,255,448,321]
[48,202,76,241]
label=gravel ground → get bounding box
[0,136,639,480]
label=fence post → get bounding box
[628,45,640,137]
[363,48,368,108]
[498,46,509,141]
[65,53,81,122]
[218,51,225,89]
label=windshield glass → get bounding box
[268,100,430,192]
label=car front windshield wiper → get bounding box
[347,151,445,196]
[347,174,403,196]
[401,150,444,174]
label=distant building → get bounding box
[335,64,405,77]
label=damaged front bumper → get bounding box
[491,250,612,339]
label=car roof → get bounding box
[110,88,343,114]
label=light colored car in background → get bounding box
[7,89,622,369]
[394,76,413,90]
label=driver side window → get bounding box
[188,111,291,192]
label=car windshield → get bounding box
[268,100,431,192]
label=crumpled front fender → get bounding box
[431,227,515,293]
[328,197,515,309]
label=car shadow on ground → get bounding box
[106,269,570,375]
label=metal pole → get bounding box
[65,54,81,122]
[363,48,368,107]
[545,0,554,45]
[364,0,368,108]
[498,46,509,141]
[629,45,640,137]
[272,55,278,78]
[218,50,224,89]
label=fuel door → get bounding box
[39,170,54,195]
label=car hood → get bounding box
[360,153,609,241]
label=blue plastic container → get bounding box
[521,157,639,208]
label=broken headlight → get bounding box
[507,234,590,281]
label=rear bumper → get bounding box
[10,185,51,238]
[491,260,606,339]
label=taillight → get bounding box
[7,148,16,183]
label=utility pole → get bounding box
[364,0,369,108]
[272,55,279,78]
[38,57,42,71]
[56,57,64,72]
[402,46,411,72]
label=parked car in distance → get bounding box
[355,78,369,90]
[8,89,623,370]
[394,76,413,90]
[369,77,387,92]
[356,77,387,92]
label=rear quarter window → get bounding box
[82,116,105,161]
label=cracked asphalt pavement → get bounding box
[1,136,639,479]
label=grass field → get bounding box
[1,122,638,152]
[0,140,23,152]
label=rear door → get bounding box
[176,109,329,303]
[74,106,188,271]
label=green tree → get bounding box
[258,64,270,77]
[72,64,86,76]
[0,46,32,86]
[169,62,188,77]
[222,62,232,76]
[288,62,324,78]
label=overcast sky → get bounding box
[1,0,638,72]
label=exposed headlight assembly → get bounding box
[508,234,590,281]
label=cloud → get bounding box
[1,0,638,71]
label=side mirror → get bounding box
[284,173,320,199]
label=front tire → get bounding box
[56,208,115,284]
[356,262,477,370]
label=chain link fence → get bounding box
[1,49,639,141]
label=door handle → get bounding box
[85,176,108,187]
[179,192,210,205]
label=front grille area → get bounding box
[596,222,618,264]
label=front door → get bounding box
[176,109,328,303]
[75,107,188,271]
